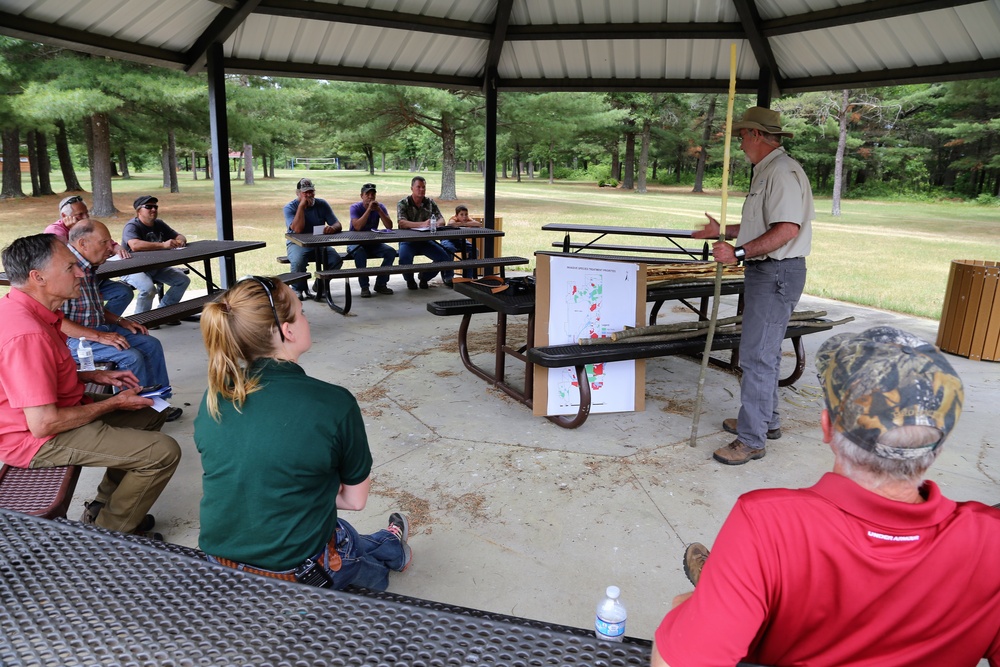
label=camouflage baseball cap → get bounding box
[816,326,963,459]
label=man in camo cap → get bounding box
[651,327,1000,667]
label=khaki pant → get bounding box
[30,395,181,533]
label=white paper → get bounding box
[545,256,638,416]
[148,396,171,413]
[312,225,326,235]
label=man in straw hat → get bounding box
[651,326,999,667]
[693,106,815,465]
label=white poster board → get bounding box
[533,254,645,417]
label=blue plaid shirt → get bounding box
[61,245,105,329]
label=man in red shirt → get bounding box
[653,326,999,667]
[0,234,180,537]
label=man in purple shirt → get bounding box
[347,183,397,298]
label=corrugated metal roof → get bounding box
[1,0,997,93]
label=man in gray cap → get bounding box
[283,178,344,300]
[693,106,815,465]
[121,196,191,315]
[651,327,999,667]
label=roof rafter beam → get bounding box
[764,0,985,37]
[781,57,1000,92]
[501,77,759,94]
[255,0,491,40]
[0,10,186,69]
[184,0,260,73]
[185,0,263,73]
[224,58,482,90]
[506,22,743,40]
[730,0,782,91]
[483,0,514,76]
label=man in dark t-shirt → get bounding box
[121,196,190,314]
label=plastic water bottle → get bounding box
[78,337,96,371]
[429,214,438,233]
[595,585,627,642]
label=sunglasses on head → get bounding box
[63,196,84,207]
[140,204,158,210]
[239,275,284,342]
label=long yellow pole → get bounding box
[689,43,738,447]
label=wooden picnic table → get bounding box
[0,508,654,666]
[541,222,708,260]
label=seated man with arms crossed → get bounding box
[45,195,133,317]
[0,235,181,538]
[347,183,397,298]
[396,176,453,290]
[121,195,191,316]
[61,220,182,422]
[652,326,999,667]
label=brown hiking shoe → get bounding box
[713,439,766,465]
[722,418,781,440]
[683,543,710,587]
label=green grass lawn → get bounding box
[1,168,997,319]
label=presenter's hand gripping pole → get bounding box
[689,43,738,448]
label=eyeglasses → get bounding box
[63,196,84,207]
[140,204,158,210]
[239,275,284,342]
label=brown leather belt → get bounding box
[213,531,342,581]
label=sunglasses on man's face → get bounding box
[140,204,158,210]
[239,276,285,342]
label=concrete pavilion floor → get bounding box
[70,274,999,642]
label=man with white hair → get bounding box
[45,195,133,317]
[651,327,999,667]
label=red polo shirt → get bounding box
[0,289,88,467]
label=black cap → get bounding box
[361,183,377,194]
[133,195,159,210]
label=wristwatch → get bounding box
[734,246,746,262]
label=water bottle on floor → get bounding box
[595,585,627,642]
[78,337,96,371]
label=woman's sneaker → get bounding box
[387,512,412,571]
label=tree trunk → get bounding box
[168,128,179,193]
[161,144,170,188]
[88,112,117,217]
[440,119,457,200]
[270,154,276,178]
[191,151,198,180]
[83,116,95,191]
[693,96,717,193]
[610,142,620,182]
[206,149,213,180]
[637,119,651,194]
[514,145,521,183]
[832,89,850,217]
[1,128,25,199]
[243,143,254,185]
[363,145,375,176]
[118,146,131,179]
[36,131,54,195]
[501,160,508,179]
[55,121,83,192]
[623,130,636,189]
[26,130,41,197]
[548,148,555,186]
[110,158,120,177]
[527,160,534,179]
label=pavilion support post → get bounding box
[483,68,498,260]
[207,42,236,287]
[756,67,773,108]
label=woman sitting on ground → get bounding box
[193,276,410,590]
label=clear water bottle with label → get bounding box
[78,337,96,371]
[429,214,439,233]
[595,585,627,642]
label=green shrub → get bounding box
[598,178,619,188]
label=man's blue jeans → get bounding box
[99,279,134,317]
[285,242,343,294]
[347,243,397,289]
[68,325,171,397]
[122,267,190,313]
[736,258,806,450]
[399,240,452,283]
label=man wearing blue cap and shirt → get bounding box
[652,326,999,667]
[284,178,344,300]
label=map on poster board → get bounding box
[544,255,639,416]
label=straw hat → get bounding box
[732,107,794,138]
